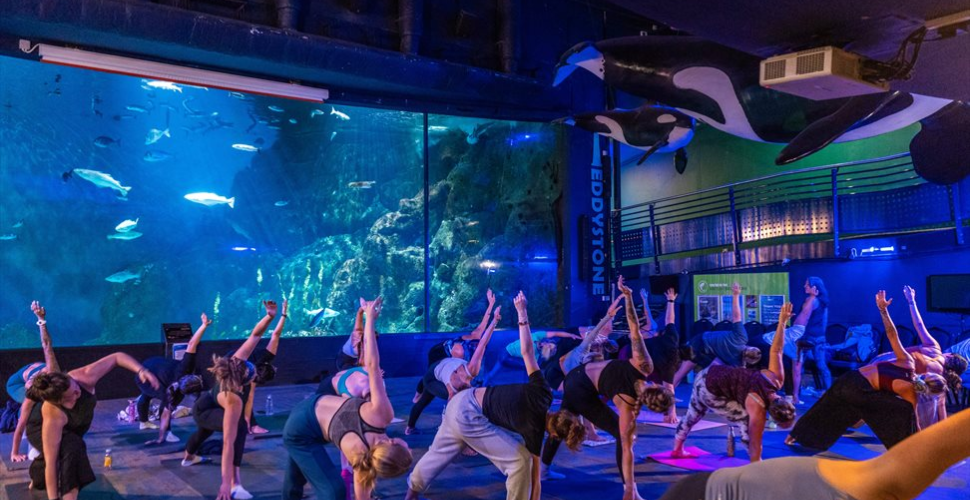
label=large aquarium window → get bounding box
[0,55,565,349]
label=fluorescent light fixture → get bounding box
[23,40,328,102]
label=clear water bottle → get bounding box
[265,394,274,416]
[103,448,113,469]
[726,426,736,457]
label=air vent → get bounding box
[796,51,826,74]
[763,60,787,81]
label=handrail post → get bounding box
[729,187,741,266]
[951,183,965,245]
[831,168,841,257]
[649,204,660,275]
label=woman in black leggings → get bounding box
[182,300,279,500]
[540,276,674,500]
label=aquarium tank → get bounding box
[0,55,567,349]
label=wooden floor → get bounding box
[2,376,968,500]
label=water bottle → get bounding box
[265,394,274,416]
[726,426,736,457]
[126,400,137,424]
[103,448,113,469]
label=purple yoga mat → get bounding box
[648,446,749,471]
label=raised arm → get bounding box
[233,300,278,362]
[665,287,677,326]
[468,306,501,377]
[618,275,653,375]
[350,301,365,365]
[31,301,59,373]
[187,312,212,354]
[514,291,543,375]
[877,291,914,367]
[767,303,794,380]
[903,286,940,352]
[640,288,651,328]
[361,297,394,423]
[70,352,159,393]
[266,301,288,356]
[464,288,496,341]
[731,283,742,323]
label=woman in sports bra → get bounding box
[181,300,280,500]
[282,297,413,500]
[540,276,675,499]
[787,291,947,451]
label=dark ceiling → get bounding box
[600,0,970,102]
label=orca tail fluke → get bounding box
[776,92,903,165]
[911,101,970,185]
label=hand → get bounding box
[492,306,502,324]
[606,296,623,318]
[216,481,233,500]
[665,287,678,301]
[11,453,27,462]
[139,369,160,390]
[486,288,495,306]
[200,312,212,326]
[778,302,794,323]
[875,290,893,311]
[31,300,46,320]
[513,291,528,316]
[903,285,916,304]
[639,288,648,299]
[617,275,633,296]
[364,296,383,318]
[359,297,366,311]
[663,411,680,424]
[144,438,163,446]
[264,300,278,318]
[731,282,741,296]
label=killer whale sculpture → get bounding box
[555,36,970,184]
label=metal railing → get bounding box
[612,153,964,273]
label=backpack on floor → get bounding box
[0,400,21,433]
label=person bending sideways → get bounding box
[672,302,797,462]
[137,312,210,444]
[659,392,970,500]
[406,291,584,500]
[181,300,279,500]
[25,303,160,500]
[540,276,674,500]
[282,297,412,500]
[786,291,947,451]
[9,301,60,463]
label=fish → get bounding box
[143,151,173,162]
[310,109,326,118]
[93,136,120,148]
[115,218,139,232]
[427,125,449,132]
[347,181,376,189]
[64,168,131,197]
[330,107,350,120]
[288,118,298,124]
[107,231,143,241]
[126,105,149,113]
[0,234,17,241]
[306,307,341,328]
[113,114,136,121]
[274,201,289,207]
[144,80,183,93]
[12,220,24,228]
[145,128,170,145]
[466,122,497,145]
[231,246,256,252]
[228,91,252,100]
[184,192,235,208]
[268,106,285,113]
[232,144,259,153]
[330,131,338,141]
[105,269,142,284]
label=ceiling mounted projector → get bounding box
[759,46,888,101]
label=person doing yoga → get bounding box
[9,301,60,463]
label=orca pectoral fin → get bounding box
[636,138,668,165]
[776,92,904,165]
[674,148,688,174]
[911,101,970,185]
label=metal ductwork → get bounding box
[276,0,302,31]
[497,0,519,73]
[398,0,423,55]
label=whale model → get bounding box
[554,36,970,184]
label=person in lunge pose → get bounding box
[282,297,412,500]
[672,302,796,462]
[540,276,674,500]
[405,291,584,500]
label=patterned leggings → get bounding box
[674,367,750,444]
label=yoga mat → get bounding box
[160,457,280,498]
[637,411,726,431]
[647,446,749,471]
[0,435,32,471]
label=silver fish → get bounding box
[330,107,350,120]
[143,151,173,162]
[144,80,183,93]
[0,234,17,241]
[347,181,375,189]
[274,201,289,207]
[105,269,142,283]
[115,218,139,232]
[184,192,235,208]
[268,106,285,113]
[107,231,143,240]
[145,128,170,145]
[66,168,131,197]
[232,144,259,153]
[126,105,148,113]
[94,136,120,148]
[310,109,326,118]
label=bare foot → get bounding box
[669,449,696,459]
[250,425,269,435]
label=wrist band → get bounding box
[518,321,529,326]
[36,319,47,326]
[667,300,675,303]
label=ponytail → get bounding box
[352,440,412,492]
[914,373,947,395]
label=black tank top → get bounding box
[26,385,97,447]
[597,360,646,400]
[875,363,914,391]
[327,397,387,446]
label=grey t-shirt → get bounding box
[706,457,858,500]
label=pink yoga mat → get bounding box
[648,446,749,471]
[636,410,726,430]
